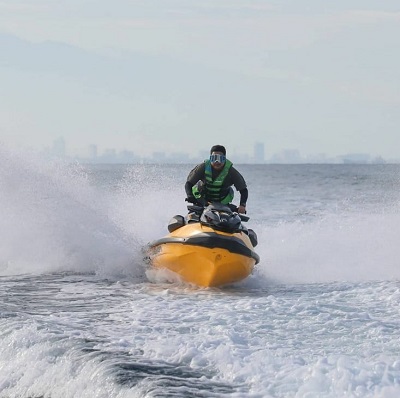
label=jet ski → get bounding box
[145,203,260,287]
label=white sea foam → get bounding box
[0,320,139,398]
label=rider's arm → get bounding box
[239,188,248,207]
[230,168,247,204]
[229,167,248,213]
[185,163,205,200]
[185,181,194,197]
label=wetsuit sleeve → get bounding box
[185,163,205,196]
[229,167,248,206]
[239,188,248,207]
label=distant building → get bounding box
[234,152,251,164]
[152,152,167,163]
[371,156,386,164]
[305,153,337,164]
[88,144,98,160]
[254,142,265,163]
[120,150,137,163]
[271,149,303,164]
[169,152,191,164]
[340,153,371,164]
[99,148,118,163]
[52,137,66,158]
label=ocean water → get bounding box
[1,146,400,397]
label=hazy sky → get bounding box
[1,1,400,159]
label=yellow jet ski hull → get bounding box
[147,223,259,287]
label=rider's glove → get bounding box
[185,195,197,204]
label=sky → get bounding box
[1,0,400,160]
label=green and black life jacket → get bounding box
[192,159,234,204]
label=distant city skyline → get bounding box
[42,137,394,164]
[1,1,400,161]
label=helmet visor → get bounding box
[210,154,226,164]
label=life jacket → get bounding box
[192,159,234,204]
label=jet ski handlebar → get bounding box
[239,214,250,222]
[186,203,250,222]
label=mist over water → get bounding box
[257,211,400,285]
[0,146,137,277]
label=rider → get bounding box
[185,145,248,214]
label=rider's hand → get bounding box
[185,196,197,204]
[238,205,246,214]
